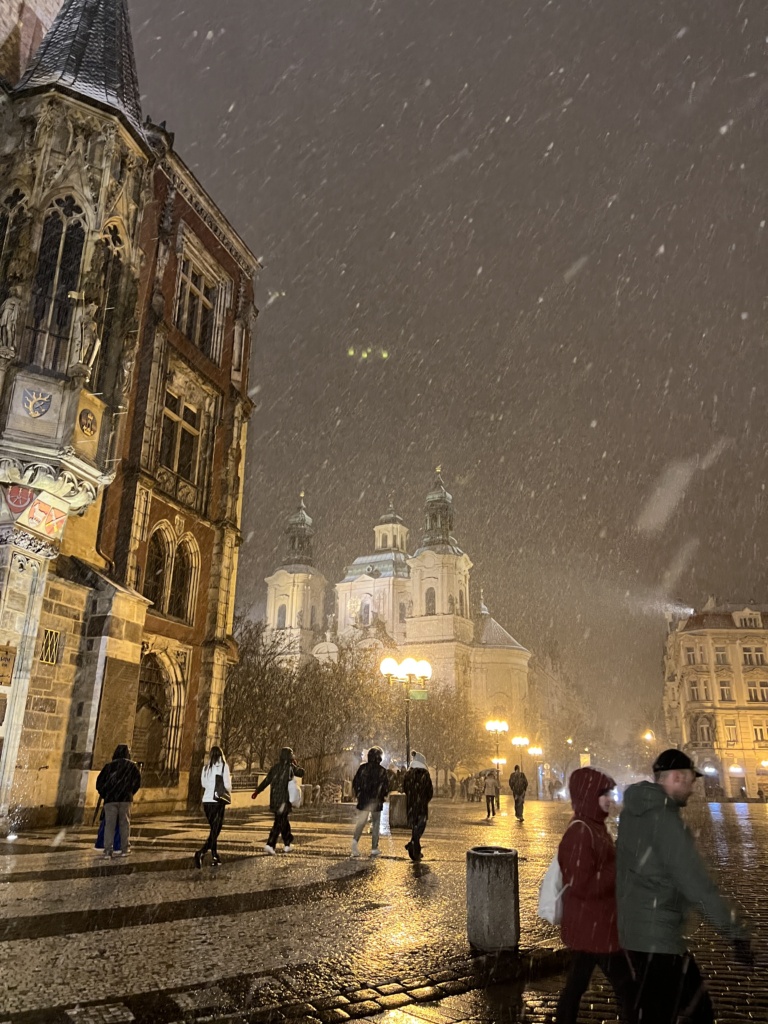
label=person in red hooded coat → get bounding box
[554,767,637,1024]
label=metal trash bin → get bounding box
[466,846,520,951]
[388,792,408,828]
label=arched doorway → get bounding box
[132,653,183,787]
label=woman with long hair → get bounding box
[195,746,231,868]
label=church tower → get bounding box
[404,470,474,687]
[337,499,411,641]
[265,493,327,656]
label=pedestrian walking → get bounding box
[350,745,389,858]
[402,751,433,861]
[483,773,499,818]
[508,764,528,821]
[554,767,636,1024]
[449,773,457,800]
[95,744,141,859]
[617,748,753,1024]
[473,775,484,802]
[194,746,231,868]
[251,746,305,854]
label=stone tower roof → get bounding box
[477,599,528,651]
[15,0,144,139]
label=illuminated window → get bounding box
[743,647,756,666]
[698,720,712,742]
[725,721,737,742]
[748,683,759,702]
[39,629,60,665]
[689,680,699,701]
[754,722,766,742]
[685,647,696,665]
[719,681,732,702]
[715,646,728,665]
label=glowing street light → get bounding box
[380,656,433,767]
[642,730,656,744]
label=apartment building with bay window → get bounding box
[663,598,768,800]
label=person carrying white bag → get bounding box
[538,767,637,1024]
[251,746,305,855]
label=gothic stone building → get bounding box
[266,475,532,732]
[0,0,258,825]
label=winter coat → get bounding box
[96,747,141,804]
[509,770,528,796]
[352,757,390,812]
[616,780,747,954]
[403,766,433,825]
[558,767,619,954]
[254,746,305,813]
[201,760,232,803]
[483,775,499,797]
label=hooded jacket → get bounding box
[254,747,305,813]
[616,780,747,954]
[558,767,619,953]
[95,745,142,804]
[352,747,390,812]
[402,753,433,825]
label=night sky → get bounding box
[129,0,768,724]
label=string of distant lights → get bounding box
[346,346,390,361]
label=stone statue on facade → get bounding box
[0,290,22,352]
[71,301,101,370]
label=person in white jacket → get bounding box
[195,746,231,868]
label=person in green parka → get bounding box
[616,748,752,1024]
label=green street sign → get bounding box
[409,689,428,700]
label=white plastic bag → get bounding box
[537,852,567,924]
[287,773,302,808]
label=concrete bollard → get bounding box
[388,792,408,828]
[466,846,520,951]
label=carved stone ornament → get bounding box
[0,458,98,511]
[0,525,57,559]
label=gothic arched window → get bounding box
[92,225,125,388]
[425,587,436,616]
[277,604,287,629]
[0,189,26,305]
[144,532,168,610]
[29,195,86,370]
[168,542,193,621]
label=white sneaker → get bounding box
[350,841,360,858]
[283,845,293,853]
[263,844,276,855]
[102,851,112,860]
[370,848,381,858]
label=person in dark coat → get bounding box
[508,765,528,820]
[402,751,433,861]
[95,744,141,859]
[617,749,752,1024]
[350,746,389,858]
[251,746,305,854]
[554,767,636,1024]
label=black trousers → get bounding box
[555,950,637,1024]
[267,811,293,848]
[201,801,226,856]
[485,795,496,816]
[513,793,525,819]
[630,950,714,1024]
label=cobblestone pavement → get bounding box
[0,797,765,1023]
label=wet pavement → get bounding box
[0,798,765,1023]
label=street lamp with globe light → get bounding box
[380,656,432,768]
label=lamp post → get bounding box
[511,735,529,776]
[485,719,509,788]
[528,746,543,799]
[380,656,432,768]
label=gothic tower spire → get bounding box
[15,0,144,139]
